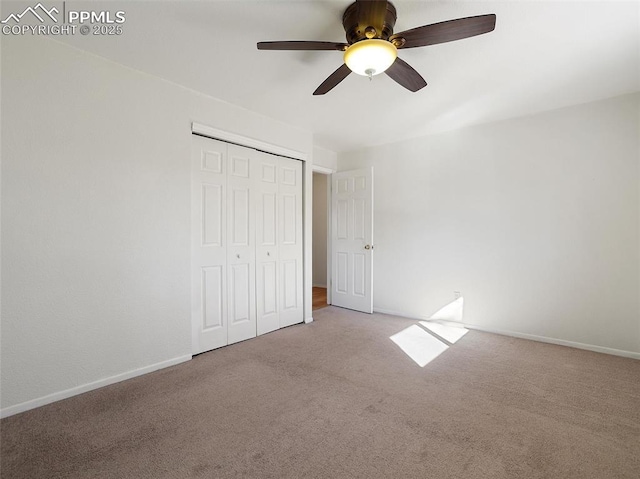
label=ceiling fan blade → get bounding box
[257,41,347,51]
[385,58,427,92]
[313,64,352,95]
[391,14,496,49]
[356,0,388,37]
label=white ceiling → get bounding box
[55,0,639,152]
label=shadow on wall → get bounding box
[389,298,467,367]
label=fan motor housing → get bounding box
[342,1,397,44]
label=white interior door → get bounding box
[331,167,374,313]
[278,157,304,328]
[255,152,280,335]
[226,144,257,345]
[191,136,228,354]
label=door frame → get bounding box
[191,122,313,324]
[311,165,335,307]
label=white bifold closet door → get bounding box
[255,151,280,336]
[191,135,303,355]
[255,151,304,333]
[226,144,257,345]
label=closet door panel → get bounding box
[229,263,251,323]
[281,259,298,309]
[278,158,304,328]
[256,152,280,335]
[229,187,250,246]
[191,136,227,354]
[227,144,256,345]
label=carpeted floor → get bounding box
[1,307,639,478]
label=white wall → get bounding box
[312,173,328,287]
[312,146,338,171]
[1,36,313,416]
[339,93,640,356]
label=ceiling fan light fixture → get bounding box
[343,39,397,77]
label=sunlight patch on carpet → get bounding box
[390,325,449,367]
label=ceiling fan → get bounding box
[257,0,496,95]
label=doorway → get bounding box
[312,171,330,311]
[312,166,374,315]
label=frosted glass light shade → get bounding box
[343,39,397,77]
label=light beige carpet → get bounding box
[1,307,639,478]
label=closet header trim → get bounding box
[191,122,308,162]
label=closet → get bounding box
[191,135,303,355]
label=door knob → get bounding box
[364,244,371,250]
[236,254,240,259]
[267,251,270,256]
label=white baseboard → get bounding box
[305,316,314,324]
[0,354,192,419]
[463,324,640,360]
[373,308,640,360]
